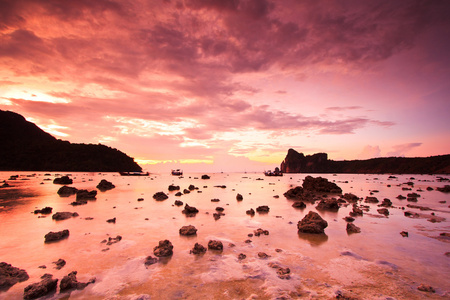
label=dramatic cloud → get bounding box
[387,143,423,157]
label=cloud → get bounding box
[387,143,422,157]
[326,106,362,112]
[358,145,381,159]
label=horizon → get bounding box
[1,1,449,172]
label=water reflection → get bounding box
[297,232,329,246]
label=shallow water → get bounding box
[0,172,449,299]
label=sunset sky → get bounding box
[1,0,449,172]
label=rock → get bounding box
[0,262,29,291]
[96,179,115,191]
[168,184,180,191]
[400,231,409,237]
[364,196,379,203]
[23,274,58,299]
[238,253,246,260]
[344,216,355,222]
[396,195,406,200]
[426,187,434,191]
[76,189,97,200]
[174,200,183,206]
[190,243,207,255]
[283,186,305,200]
[211,198,220,202]
[106,217,116,223]
[153,240,173,257]
[246,208,255,216]
[34,207,53,214]
[175,192,183,196]
[215,207,224,212]
[188,184,196,190]
[153,192,168,201]
[276,267,291,280]
[297,211,328,234]
[201,174,210,179]
[256,205,270,213]
[60,271,95,292]
[257,252,270,259]
[254,228,269,236]
[292,201,306,209]
[379,198,392,207]
[53,176,72,185]
[343,193,359,202]
[144,256,158,267]
[106,235,122,245]
[183,189,190,194]
[213,213,223,220]
[44,230,69,243]
[417,284,435,293]
[214,185,226,188]
[437,185,450,193]
[137,198,144,201]
[349,204,363,217]
[302,176,342,193]
[182,204,199,217]
[57,186,78,197]
[315,198,340,211]
[236,193,243,201]
[346,223,361,234]
[377,208,389,216]
[208,240,223,251]
[52,212,79,221]
[179,225,197,236]
[53,259,66,270]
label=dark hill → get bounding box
[280,148,450,174]
[0,110,142,172]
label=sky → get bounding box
[0,0,449,172]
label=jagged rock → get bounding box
[297,211,328,234]
[106,217,116,223]
[60,271,95,292]
[52,212,79,221]
[236,193,243,201]
[256,206,270,213]
[213,212,224,220]
[188,184,196,190]
[417,284,435,293]
[153,192,168,201]
[34,207,53,214]
[57,186,78,197]
[400,231,409,237]
[379,198,392,207]
[201,175,210,179]
[292,201,306,209]
[175,192,183,196]
[396,195,406,200]
[23,274,57,299]
[302,176,342,193]
[346,223,361,234]
[377,208,389,216]
[315,198,340,211]
[106,235,122,245]
[436,185,450,193]
[246,208,255,216]
[342,193,359,203]
[349,204,363,217]
[254,228,269,236]
[183,189,190,194]
[179,225,197,236]
[0,262,29,291]
[407,192,421,198]
[182,204,199,217]
[96,179,115,191]
[53,259,66,270]
[153,240,173,257]
[44,230,69,243]
[364,196,379,203]
[168,184,180,191]
[53,176,72,185]
[76,189,97,200]
[208,240,223,251]
[283,186,305,200]
[174,200,183,206]
[144,256,158,267]
[238,253,246,260]
[190,243,207,255]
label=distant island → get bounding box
[280,148,450,174]
[0,110,142,172]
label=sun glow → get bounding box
[3,89,70,104]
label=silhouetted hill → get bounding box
[0,110,142,172]
[280,148,450,174]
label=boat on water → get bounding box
[264,167,283,176]
[119,171,150,176]
[171,169,183,176]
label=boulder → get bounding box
[168,184,180,191]
[436,185,450,193]
[256,206,270,213]
[315,198,339,211]
[23,274,58,299]
[190,243,207,255]
[60,271,95,292]
[106,218,116,223]
[144,256,158,267]
[377,208,389,216]
[208,240,223,251]
[379,198,392,207]
[302,176,342,193]
[183,189,190,194]
[153,192,168,201]
[182,204,199,217]
[342,193,359,203]
[188,184,196,190]
[52,212,79,221]
[417,284,435,293]
[53,259,66,270]
[106,235,122,245]
[364,196,379,203]
[179,225,197,236]
[76,189,97,200]
[236,193,243,201]
[175,192,183,196]
[0,262,29,291]
[44,230,69,243]
[257,252,270,259]
[34,207,53,214]
[246,208,255,216]
[153,240,173,257]
[96,179,115,191]
[53,176,72,185]
[292,201,306,209]
[283,186,305,200]
[346,223,361,234]
[201,175,210,179]
[174,200,183,206]
[211,198,220,202]
[254,228,269,236]
[297,211,328,234]
[57,186,78,197]
[238,253,246,260]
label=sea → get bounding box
[0,171,449,299]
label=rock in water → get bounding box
[315,198,340,211]
[76,189,97,200]
[297,211,328,234]
[144,256,158,267]
[179,225,197,236]
[346,223,361,234]
[256,206,270,213]
[59,271,95,292]
[96,179,115,191]
[0,262,29,291]
[190,243,207,255]
[153,240,173,257]
[53,176,72,185]
[23,274,58,300]
[302,176,342,193]
[153,192,168,201]
[236,193,243,201]
[208,240,223,251]
[44,230,69,243]
[52,212,79,221]
[34,207,53,214]
[57,186,78,197]
[182,204,199,217]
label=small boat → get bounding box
[171,169,183,176]
[119,171,150,176]
[264,167,283,177]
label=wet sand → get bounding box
[0,172,449,299]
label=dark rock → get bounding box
[292,201,306,209]
[53,259,66,270]
[276,266,291,279]
[349,204,363,217]
[179,225,197,236]
[137,198,144,201]
[23,274,57,299]
[153,192,168,201]
[407,192,421,198]
[211,198,220,202]
[153,240,173,257]
[257,252,270,259]
[106,217,116,223]
[346,223,361,234]
[201,175,210,179]
[52,212,79,221]
[436,185,450,193]
[417,284,435,293]
[213,213,223,220]
[215,207,224,212]
[60,271,95,292]
[426,187,434,191]
[283,186,305,200]
[208,240,223,251]
[44,230,69,243]
[364,196,379,203]
[214,185,226,188]
[53,176,72,185]
[344,216,355,222]
[57,186,78,197]
[144,256,158,267]
[254,228,269,236]
[396,195,406,200]
[188,184,196,190]
[182,204,199,217]
[342,193,359,203]
[297,211,328,234]
[175,192,183,196]
[96,179,115,191]
[379,198,392,207]
[0,262,29,291]
[34,207,53,214]
[302,176,342,193]
[168,184,180,191]
[76,189,97,200]
[407,197,418,202]
[256,206,270,213]
[315,198,340,211]
[236,193,243,201]
[377,208,389,216]
[106,235,122,245]
[183,189,190,194]
[238,253,246,260]
[246,208,255,216]
[190,243,207,255]
[400,231,409,237]
[174,200,183,206]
